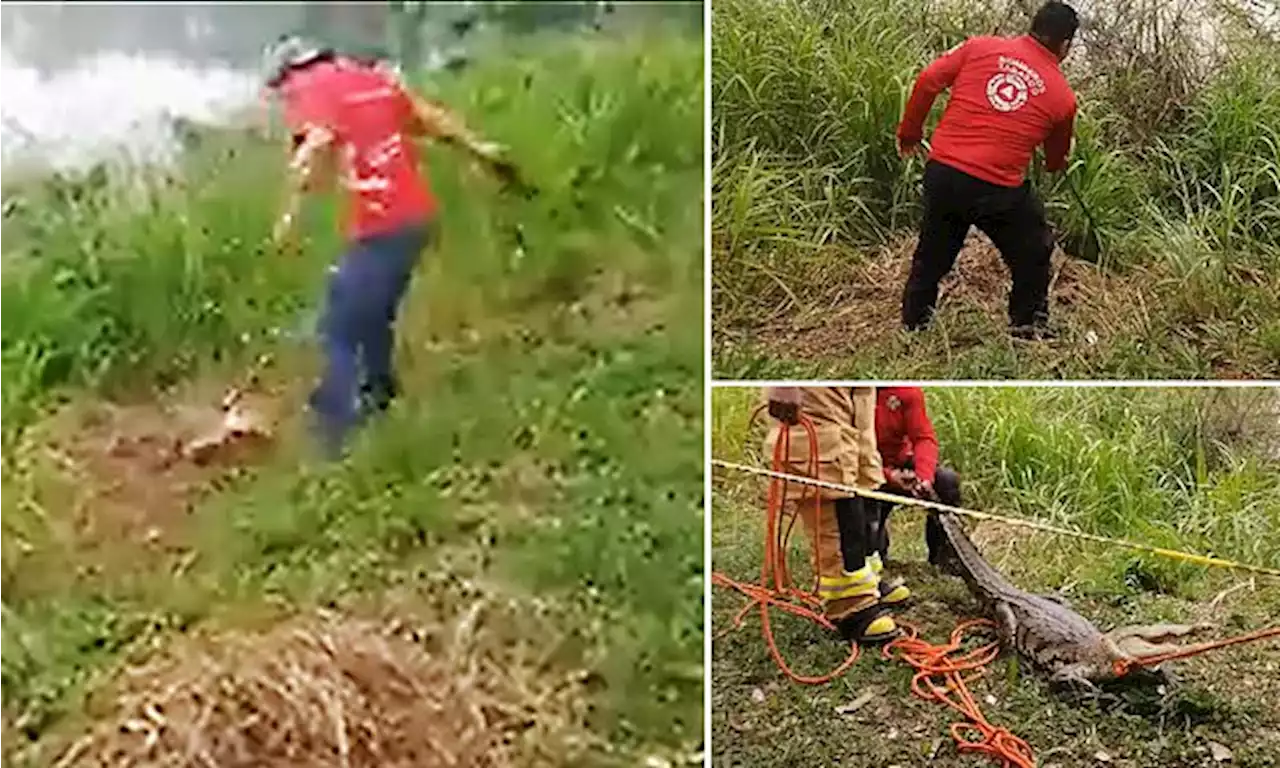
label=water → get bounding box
[0,2,687,179]
[1,51,260,176]
[0,2,351,178]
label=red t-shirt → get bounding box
[897,35,1077,188]
[875,387,939,484]
[280,59,436,240]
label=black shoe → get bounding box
[1010,324,1057,341]
[359,379,398,415]
[834,603,900,644]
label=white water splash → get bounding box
[0,51,260,176]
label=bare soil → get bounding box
[8,369,300,592]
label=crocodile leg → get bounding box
[994,602,1018,649]
[1050,663,1122,707]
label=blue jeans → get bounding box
[309,222,430,457]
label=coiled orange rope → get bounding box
[883,620,1036,768]
[710,410,860,685]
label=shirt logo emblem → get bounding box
[986,72,1029,112]
[886,395,902,411]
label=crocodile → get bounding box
[933,511,1213,693]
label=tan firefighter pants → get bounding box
[762,387,885,621]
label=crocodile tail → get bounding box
[936,512,1018,596]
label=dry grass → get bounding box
[728,232,1111,358]
[52,608,595,768]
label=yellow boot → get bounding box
[819,562,899,644]
[868,552,911,605]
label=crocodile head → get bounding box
[1049,634,1172,696]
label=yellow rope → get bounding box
[711,458,1280,578]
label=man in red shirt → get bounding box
[873,387,963,567]
[261,36,507,457]
[896,2,1080,340]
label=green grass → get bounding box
[1,29,704,765]
[710,385,1280,766]
[711,0,1280,379]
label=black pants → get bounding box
[902,160,1054,330]
[833,496,873,573]
[874,464,962,565]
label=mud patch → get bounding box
[51,607,594,768]
[19,373,285,579]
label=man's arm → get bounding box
[901,389,939,484]
[897,40,971,152]
[273,124,335,244]
[397,87,533,193]
[1043,101,1077,173]
[404,93,502,161]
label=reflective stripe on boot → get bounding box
[820,563,900,642]
[817,562,879,602]
[868,552,911,605]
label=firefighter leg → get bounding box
[798,496,898,643]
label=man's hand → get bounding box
[272,125,331,251]
[766,387,802,426]
[272,210,297,247]
[897,137,921,158]
[467,141,535,196]
[885,467,917,492]
[915,479,938,502]
[469,139,505,163]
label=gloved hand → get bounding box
[915,480,941,503]
[766,387,802,426]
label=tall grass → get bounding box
[712,0,1280,376]
[1,28,704,762]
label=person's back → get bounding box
[280,59,435,240]
[894,1,1081,338]
[933,35,1076,185]
[906,34,1076,187]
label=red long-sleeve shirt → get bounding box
[897,35,1077,188]
[875,387,939,484]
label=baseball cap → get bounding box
[261,34,330,88]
